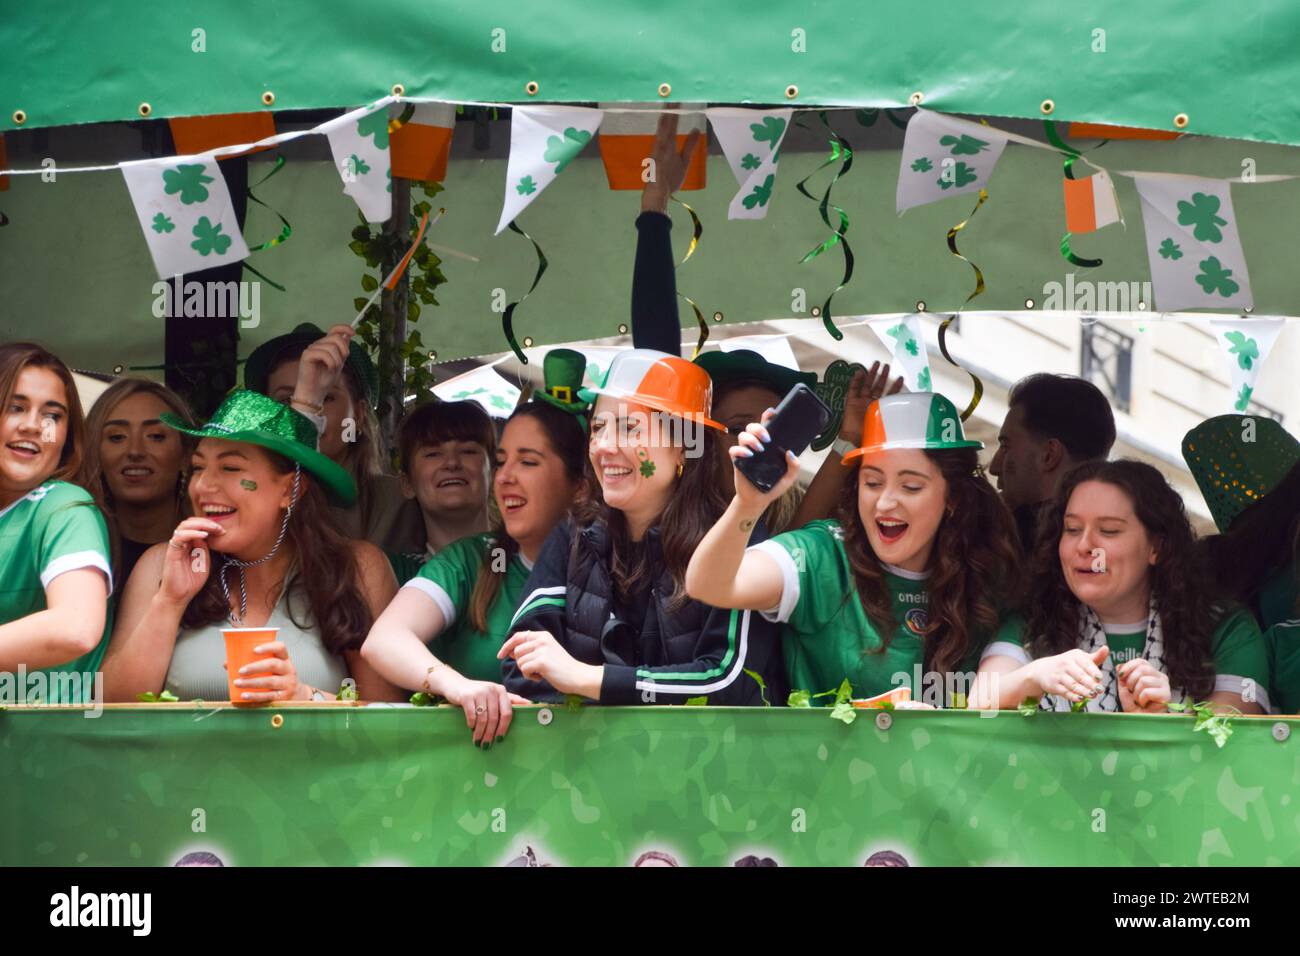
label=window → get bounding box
[1080,322,1134,413]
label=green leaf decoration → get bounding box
[150,213,175,234]
[1234,383,1253,412]
[1190,700,1238,749]
[360,273,379,292]
[1176,192,1228,243]
[136,690,179,703]
[827,677,857,725]
[743,668,771,707]
[916,368,932,391]
[516,175,538,195]
[190,217,232,257]
[1196,257,1240,298]
[741,174,775,210]
[787,689,812,708]
[1223,329,1259,369]
[543,127,592,173]
[937,161,978,190]
[356,109,390,150]
[162,163,214,205]
[1017,697,1040,717]
[684,697,708,706]
[741,153,762,171]
[338,682,359,702]
[1071,697,1089,713]
[564,694,584,712]
[939,133,989,155]
[409,692,436,706]
[349,154,371,176]
[1158,237,1183,260]
[910,157,933,172]
[750,116,787,147]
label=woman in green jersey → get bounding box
[362,351,592,746]
[0,342,113,703]
[686,391,1023,707]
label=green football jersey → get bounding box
[0,481,112,703]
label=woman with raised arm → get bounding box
[969,459,1268,714]
[499,349,786,706]
[103,390,403,703]
[685,391,1023,707]
[0,343,112,703]
[362,351,592,746]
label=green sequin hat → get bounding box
[1181,414,1300,532]
[694,349,817,396]
[533,348,590,416]
[243,322,379,407]
[161,389,357,507]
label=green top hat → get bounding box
[1182,414,1300,532]
[243,322,379,407]
[533,348,590,416]
[161,389,357,507]
[694,349,817,396]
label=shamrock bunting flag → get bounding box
[432,363,522,420]
[322,102,394,223]
[707,107,793,220]
[1134,174,1253,312]
[896,110,1010,213]
[865,314,932,392]
[120,155,250,279]
[496,106,604,234]
[1206,317,1285,413]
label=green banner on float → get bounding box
[1,706,1294,866]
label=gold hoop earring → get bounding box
[676,462,684,478]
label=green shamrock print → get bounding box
[488,394,513,411]
[349,154,370,176]
[917,368,932,391]
[904,338,919,356]
[356,110,390,150]
[150,213,175,234]
[885,322,908,342]
[638,455,657,478]
[1158,237,1182,260]
[162,163,214,205]
[1234,384,1253,412]
[939,133,989,155]
[239,479,258,491]
[190,217,232,257]
[911,157,933,172]
[386,168,392,194]
[543,127,592,174]
[586,363,604,384]
[1223,330,1259,370]
[937,161,978,190]
[453,387,488,400]
[1176,192,1228,243]
[750,116,787,148]
[516,175,538,195]
[741,153,762,171]
[1195,256,1240,298]
[742,174,775,210]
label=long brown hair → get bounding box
[1026,459,1216,698]
[466,401,592,633]
[577,421,730,610]
[837,448,1022,675]
[0,342,88,488]
[180,448,373,654]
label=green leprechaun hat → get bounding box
[243,322,380,407]
[160,389,357,507]
[1181,414,1300,532]
[533,348,590,416]
[841,392,983,463]
[694,349,817,396]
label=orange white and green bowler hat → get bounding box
[840,392,983,463]
[578,348,726,432]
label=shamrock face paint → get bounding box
[240,479,258,491]
[589,397,680,534]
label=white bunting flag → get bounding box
[1135,175,1253,312]
[866,315,932,392]
[322,102,395,223]
[896,110,1010,213]
[707,107,793,220]
[496,106,604,234]
[433,363,522,419]
[120,155,250,279]
[1207,317,1285,413]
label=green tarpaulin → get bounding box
[2,705,1295,866]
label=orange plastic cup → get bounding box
[221,627,280,706]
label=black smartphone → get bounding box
[733,383,832,493]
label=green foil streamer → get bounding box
[670,195,709,359]
[795,112,855,341]
[939,187,989,421]
[502,220,549,365]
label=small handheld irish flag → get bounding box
[1063,170,1121,233]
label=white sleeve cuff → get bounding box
[981,641,1030,666]
[748,540,799,624]
[401,577,457,630]
[1215,674,1271,714]
[41,551,113,594]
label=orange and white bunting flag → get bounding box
[1063,170,1121,233]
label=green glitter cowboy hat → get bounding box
[160,389,357,507]
[533,348,591,417]
[694,349,817,396]
[243,322,380,407]
[1181,414,1300,532]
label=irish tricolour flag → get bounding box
[1063,170,1121,233]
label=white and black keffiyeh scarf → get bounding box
[1041,593,1188,713]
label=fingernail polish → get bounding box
[496,736,504,743]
